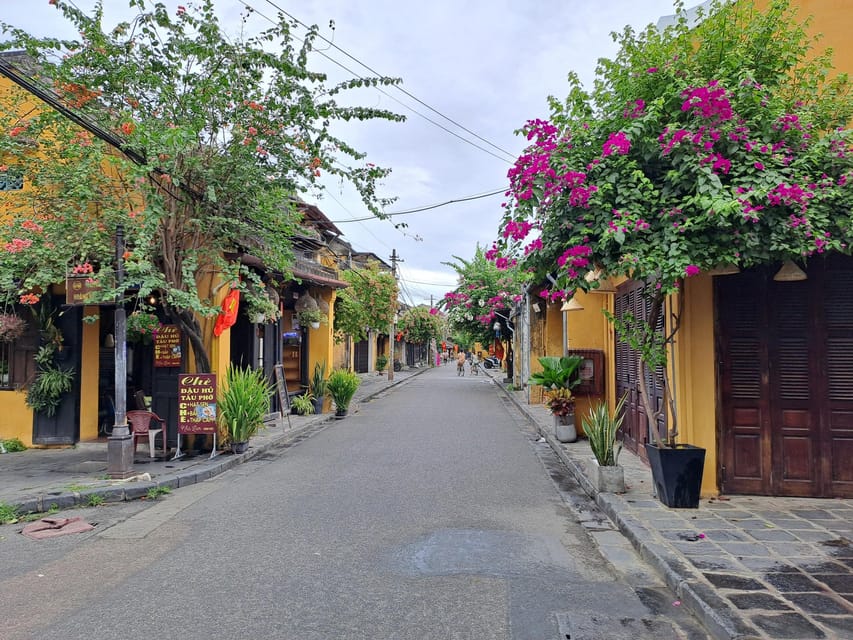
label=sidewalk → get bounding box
[0,366,428,516]
[487,369,853,640]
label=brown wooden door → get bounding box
[614,280,666,459]
[717,257,853,498]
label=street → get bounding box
[1,366,708,639]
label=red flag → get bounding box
[213,288,240,337]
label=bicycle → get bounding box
[470,360,481,376]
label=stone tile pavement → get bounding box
[488,369,853,640]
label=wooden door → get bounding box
[717,257,853,498]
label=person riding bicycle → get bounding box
[456,351,466,376]
[470,352,480,375]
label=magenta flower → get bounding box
[603,131,631,156]
[685,265,700,277]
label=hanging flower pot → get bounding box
[0,312,27,342]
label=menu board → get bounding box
[154,325,182,367]
[178,373,217,434]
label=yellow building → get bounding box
[521,0,853,500]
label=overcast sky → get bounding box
[3,0,701,307]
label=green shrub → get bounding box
[26,365,75,416]
[326,368,360,412]
[375,354,388,372]
[291,393,315,416]
[0,438,27,453]
[219,364,273,443]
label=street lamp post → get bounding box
[107,225,135,479]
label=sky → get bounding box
[2,0,702,307]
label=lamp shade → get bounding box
[773,260,807,281]
[707,264,741,276]
[560,297,584,312]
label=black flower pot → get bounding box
[334,407,348,419]
[644,443,706,508]
[231,441,249,454]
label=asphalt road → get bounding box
[1,366,708,639]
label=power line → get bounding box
[328,188,506,223]
[239,0,516,165]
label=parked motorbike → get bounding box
[482,356,500,369]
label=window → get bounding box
[0,311,37,389]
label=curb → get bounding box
[490,376,758,640]
[7,366,431,515]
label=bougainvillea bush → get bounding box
[0,0,402,371]
[492,0,852,444]
[439,246,527,347]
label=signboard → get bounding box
[178,373,217,434]
[65,275,101,305]
[273,364,290,415]
[154,325,182,367]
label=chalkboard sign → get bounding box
[273,364,290,416]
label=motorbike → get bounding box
[482,356,501,369]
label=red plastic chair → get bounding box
[126,410,167,459]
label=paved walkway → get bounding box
[487,370,853,640]
[3,364,852,639]
[0,366,428,514]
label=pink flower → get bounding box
[602,131,631,156]
[685,265,700,277]
[647,67,658,73]
[754,161,765,171]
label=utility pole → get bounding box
[388,249,401,381]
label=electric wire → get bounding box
[328,187,506,223]
[235,0,515,165]
[259,0,517,162]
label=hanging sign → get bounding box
[65,275,101,305]
[154,325,182,367]
[177,373,217,434]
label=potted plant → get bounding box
[582,394,627,493]
[375,354,388,373]
[0,312,26,343]
[309,361,327,414]
[545,387,577,443]
[126,311,161,345]
[218,364,273,453]
[529,355,583,442]
[325,368,360,418]
[291,393,315,416]
[296,308,326,330]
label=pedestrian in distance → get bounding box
[456,351,466,376]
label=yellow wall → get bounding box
[677,276,718,495]
[78,304,101,441]
[0,391,32,445]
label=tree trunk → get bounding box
[168,307,210,373]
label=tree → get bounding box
[493,0,853,445]
[333,260,398,343]
[397,305,445,346]
[0,0,402,372]
[439,245,527,347]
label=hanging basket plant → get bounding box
[126,311,161,344]
[0,313,27,342]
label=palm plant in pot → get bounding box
[582,394,627,493]
[529,355,582,443]
[325,368,360,418]
[218,364,273,453]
